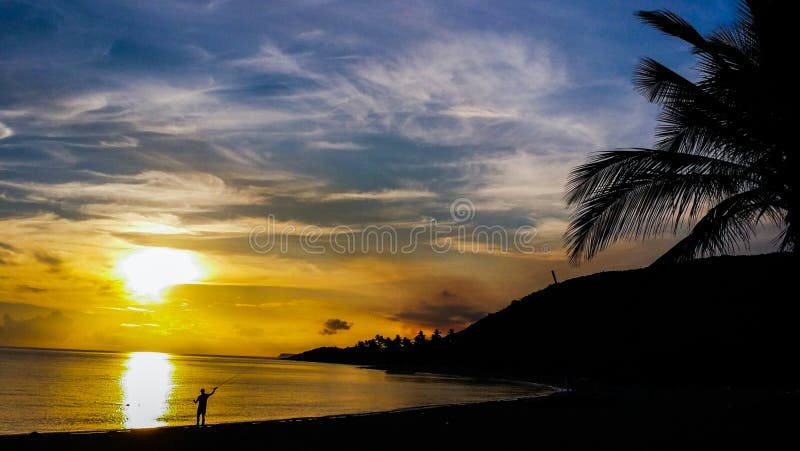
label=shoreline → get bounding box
[0,392,554,438]
[2,389,798,450]
[0,369,556,438]
[0,395,560,439]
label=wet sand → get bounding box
[1,390,796,450]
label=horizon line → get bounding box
[0,345,285,361]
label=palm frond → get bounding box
[634,58,707,104]
[635,10,707,50]
[566,149,747,206]
[653,188,782,264]
[564,149,751,264]
[633,57,769,165]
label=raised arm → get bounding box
[210,387,218,396]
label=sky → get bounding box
[0,0,742,356]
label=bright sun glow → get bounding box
[117,247,203,300]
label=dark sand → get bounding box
[1,390,797,450]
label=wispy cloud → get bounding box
[1,171,267,213]
[0,122,12,139]
[232,43,317,78]
[99,136,139,148]
[308,141,366,151]
[323,189,436,202]
[441,106,518,119]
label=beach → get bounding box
[2,389,796,450]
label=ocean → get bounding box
[0,347,549,435]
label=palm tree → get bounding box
[564,1,794,265]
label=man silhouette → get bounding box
[193,387,217,426]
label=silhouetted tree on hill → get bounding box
[293,254,800,387]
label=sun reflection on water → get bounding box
[121,352,174,428]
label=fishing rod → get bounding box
[212,366,255,390]
[216,373,239,388]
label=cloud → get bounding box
[309,141,365,151]
[54,94,109,120]
[0,121,12,139]
[321,318,352,335]
[297,29,325,41]
[455,150,579,217]
[0,241,19,265]
[1,171,269,218]
[0,311,74,346]
[323,189,436,202]
[232,43,316,78]
[98,136,139,148]
[33,251,62,268]
[441,106,518,119]
[328,33,570,146]
[17,284,46,293]
[392,294,487,329]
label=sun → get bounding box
[117,247,203,301]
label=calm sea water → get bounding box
[0,347,549,435]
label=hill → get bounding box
[292,253,800,387]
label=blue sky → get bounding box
[0,1,743,354]
[0,0,736,225]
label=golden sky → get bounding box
[0,207,675,355]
